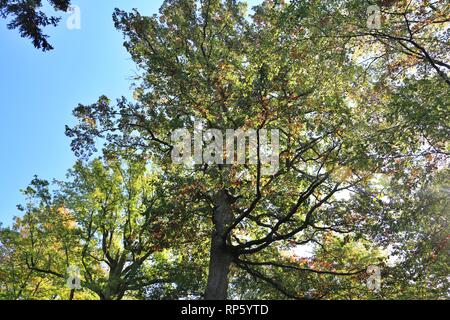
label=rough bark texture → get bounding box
[204,190,234,300]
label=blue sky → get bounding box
[0,0,261,226]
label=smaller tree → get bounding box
[8,156,195,300]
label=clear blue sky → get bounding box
[0,0,261,226]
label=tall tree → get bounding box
[65,0,449,299]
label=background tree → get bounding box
[0,224,64,300]
[2,156,201,300]
[0,0,71,51]
[379,170,449,300]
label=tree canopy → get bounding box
[1,0,449,300]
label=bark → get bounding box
[69,289,75,300]
[204,229,233,300]
[101,257,127,300]
[204,190,234,300]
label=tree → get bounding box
[379,170,449,300]
[64,0,449,300]
[0,0,71,51]
[3,156,202,300]
[0,225,56,300]
[1,0,447,300]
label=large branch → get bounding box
[235,260,309,300]
[233,174,332,253]
[237,259,366,276]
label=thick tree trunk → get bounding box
[102,257,127,300]
[204,230,233,300]
[69,289,75,300]
[204,190,234,300]
[100,285,125,300]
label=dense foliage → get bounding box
[1,0,449,300]
[0,0,71,50]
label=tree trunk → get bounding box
[102,257,126,300]
[204,190,234,300]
